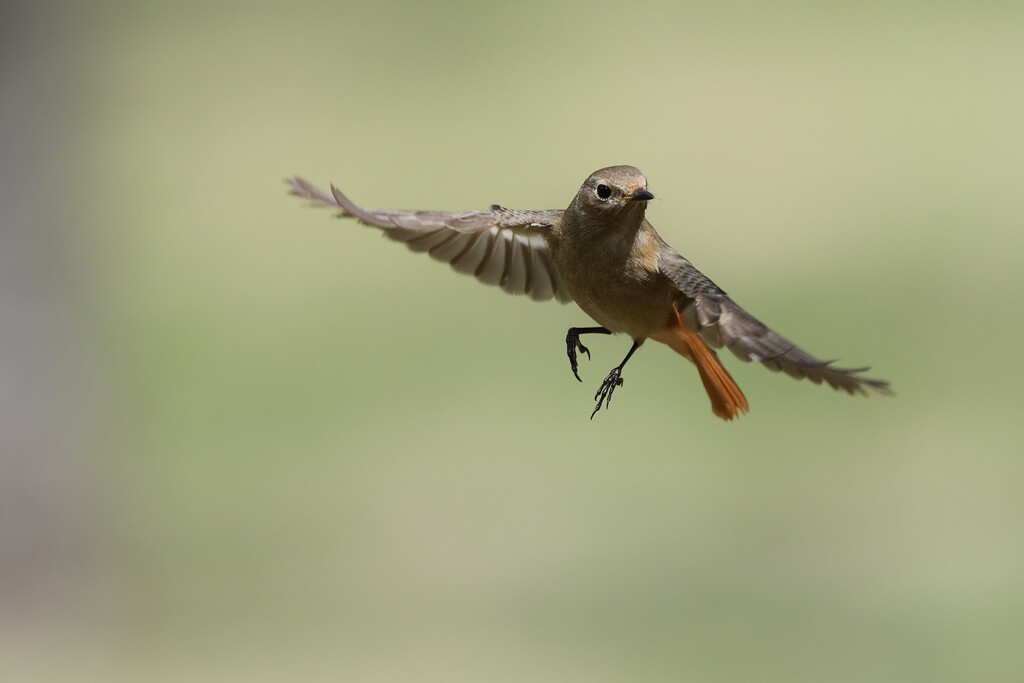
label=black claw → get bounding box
[565,329,593,382]
[590,367,625,419]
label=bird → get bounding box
[287,166,890,420]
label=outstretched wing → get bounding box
[656,242,891,396]
[287,177,573,303]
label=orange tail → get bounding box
[660,307,750,421]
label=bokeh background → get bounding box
[3,1,1022,680]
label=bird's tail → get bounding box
[658,306,750,421]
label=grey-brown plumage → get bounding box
[287,176,571,303]
[287,166,890,419]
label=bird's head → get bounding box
[573,165,654,224]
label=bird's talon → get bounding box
[566,329,596,382]
[590,367,624,418]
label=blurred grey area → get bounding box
[1,1,1023,681]
[0,1,80,611]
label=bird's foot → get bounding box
[590,367,624,419]
[566,329,592,382]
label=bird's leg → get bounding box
[566,326,612,382]
[591,341,641,419]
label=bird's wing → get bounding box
[287,176,572,303]
[656,243,891,396]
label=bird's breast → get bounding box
[552,230,674,339]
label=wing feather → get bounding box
[474,227,503,284]
[657,243,890,395]
[287,177,573,303]
[518,235,535,296]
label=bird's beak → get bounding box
[627,188,655,202]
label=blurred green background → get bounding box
[3,1,1022,680]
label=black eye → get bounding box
[596,184,612,200]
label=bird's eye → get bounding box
[596,184,612,200]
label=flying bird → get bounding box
[288,166,890,420]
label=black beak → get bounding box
[630,188,655,201]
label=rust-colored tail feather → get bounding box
[665,307,750,420]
